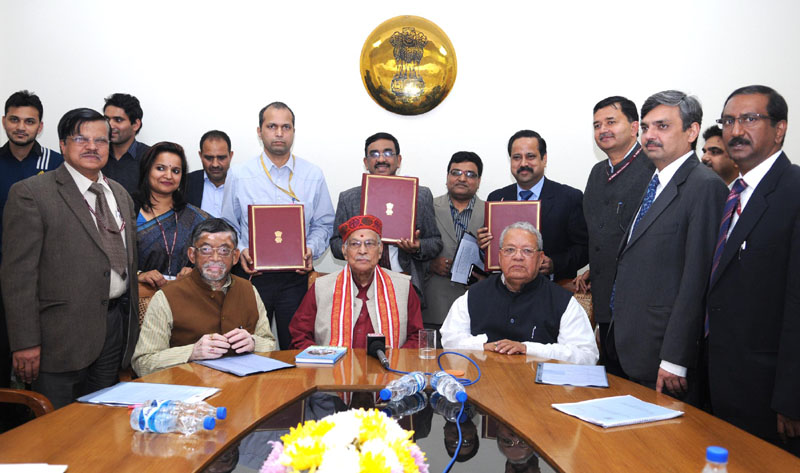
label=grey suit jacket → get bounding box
[611,154,727,383]
[422,194,485,325]
[330,183,443,306]
[1,164,139,372]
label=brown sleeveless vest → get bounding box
[162,269,259,347]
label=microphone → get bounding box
[367,333,390,369]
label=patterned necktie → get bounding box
[630,174,660,235]
[519,189,534,201]
[88,183,128,279]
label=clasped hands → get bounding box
[484,339,527,355]
[190,328,255,361]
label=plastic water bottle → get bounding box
[139,399,227,420]
[130,400,216,435]
[430,371,467,403]
[379,371,427,401]
[430,392,473,423]
[381,392,428,418]
[701,446,728,472]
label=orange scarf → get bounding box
[329,264,401,348]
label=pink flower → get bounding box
[259,441,287,473]
[409,445,429,473]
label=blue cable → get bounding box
[442,400,466,473]
[384,351,482,386]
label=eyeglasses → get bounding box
[193,245,234,257]
[346,239,380,250]
[500,247,541,258]
[497,435,529,449]
[716,114,773,129]
[445,438,475,450]
[69,136,110,147]
[449,169,479,179]
[367,150,397,159]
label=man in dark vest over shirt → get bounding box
[440,221,598,364]
[132,218,276,376]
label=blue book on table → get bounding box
[295,346,347,364]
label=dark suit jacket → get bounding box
[611,154,727,383]
[422,194,485,325]
[583,143,655,324]
[707,153,800,444]
[185,169,204,208]
[1,164,139,372]
[487,177,589,280]
[330,184,443,306]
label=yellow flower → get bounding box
[283,438,325,471]
[356,409,389,444]
[359,451,390,473]
[392,440,420,473]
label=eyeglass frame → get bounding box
[716,113,775,129]
[344,239,381,250]
[68,135,111,147]
[448,169,480,179]
[366,149,398,159]
[191,245,236,257]
[499,246,542,258]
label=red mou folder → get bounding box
[484,201,541,271]
[360,174,418,243]
[248,204,306,271]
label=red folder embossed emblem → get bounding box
[484,201,541,271]
[248,204,306,271]
[360,174,418,243]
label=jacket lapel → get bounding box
[55,165,107,255]
[111,182,137,268]
[538,178,555,221]
[623,154,698,252]
[433,195,457,244]
[710,153,788,289]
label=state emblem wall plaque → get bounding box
[360,15,457,115]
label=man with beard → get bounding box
[132,218,276,376]
[186,130,234,216]
[0,90,63,411]
[483,130,588,280]
[102,93,150,194]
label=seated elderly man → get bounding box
[440,221,598,364]
[290,215,423,350]
[132,218,277,376]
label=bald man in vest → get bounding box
[132,218,276,376]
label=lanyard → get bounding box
[260,153,299,202]
[155,212,179,277]
[607,146,642,182]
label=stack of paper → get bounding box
[552,395,683,428]
[77,382,219,406]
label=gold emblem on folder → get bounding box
[385,203,394,216]
[274,231,283,243]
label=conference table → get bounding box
[1,349,798,472]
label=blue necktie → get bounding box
[610,174,659,313]
[630,174,660,235]
[519,190,533,201]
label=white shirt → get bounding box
[200,171,225,217]
[728,150,782,237]
[440,288,599,366]
[64,162,127,299]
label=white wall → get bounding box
[3,0,798,270]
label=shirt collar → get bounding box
[265,153,295,173]
[449,195,476,212]
[738,150,782,189]
[653,150,693,187]
[516,176,545,200]
[0,140,43,161]
[608,142,639,173]
[63,161,110,194]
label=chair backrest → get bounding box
[0,388,54,417]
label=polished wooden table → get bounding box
[1,349,798,472]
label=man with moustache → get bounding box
[423,151,485,329]
[0,90,64,394]
[221,102,334,349]
[132,219,276,376]
[701,126,739,186]
[706,85,800,455]
[577,96,654,361]
[609,90,727,402]
[2,108,138,408]
[186,130,234,216]
[102,93,150,195]
[329,132,442,306]
[483,130,588,281]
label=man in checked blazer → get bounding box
[330,132,442,307]
[1,108,138,409]
[608,91,727,403]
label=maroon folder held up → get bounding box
[248,204,306,271]
[484,201,541,271]
[360,174,418,243]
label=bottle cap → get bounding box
[216,407,227,420]
[379,388,392,401]
[706,446,728,463]
[203,416,216,430]
[455,391,468,403]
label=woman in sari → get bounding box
[135,141,210,289]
